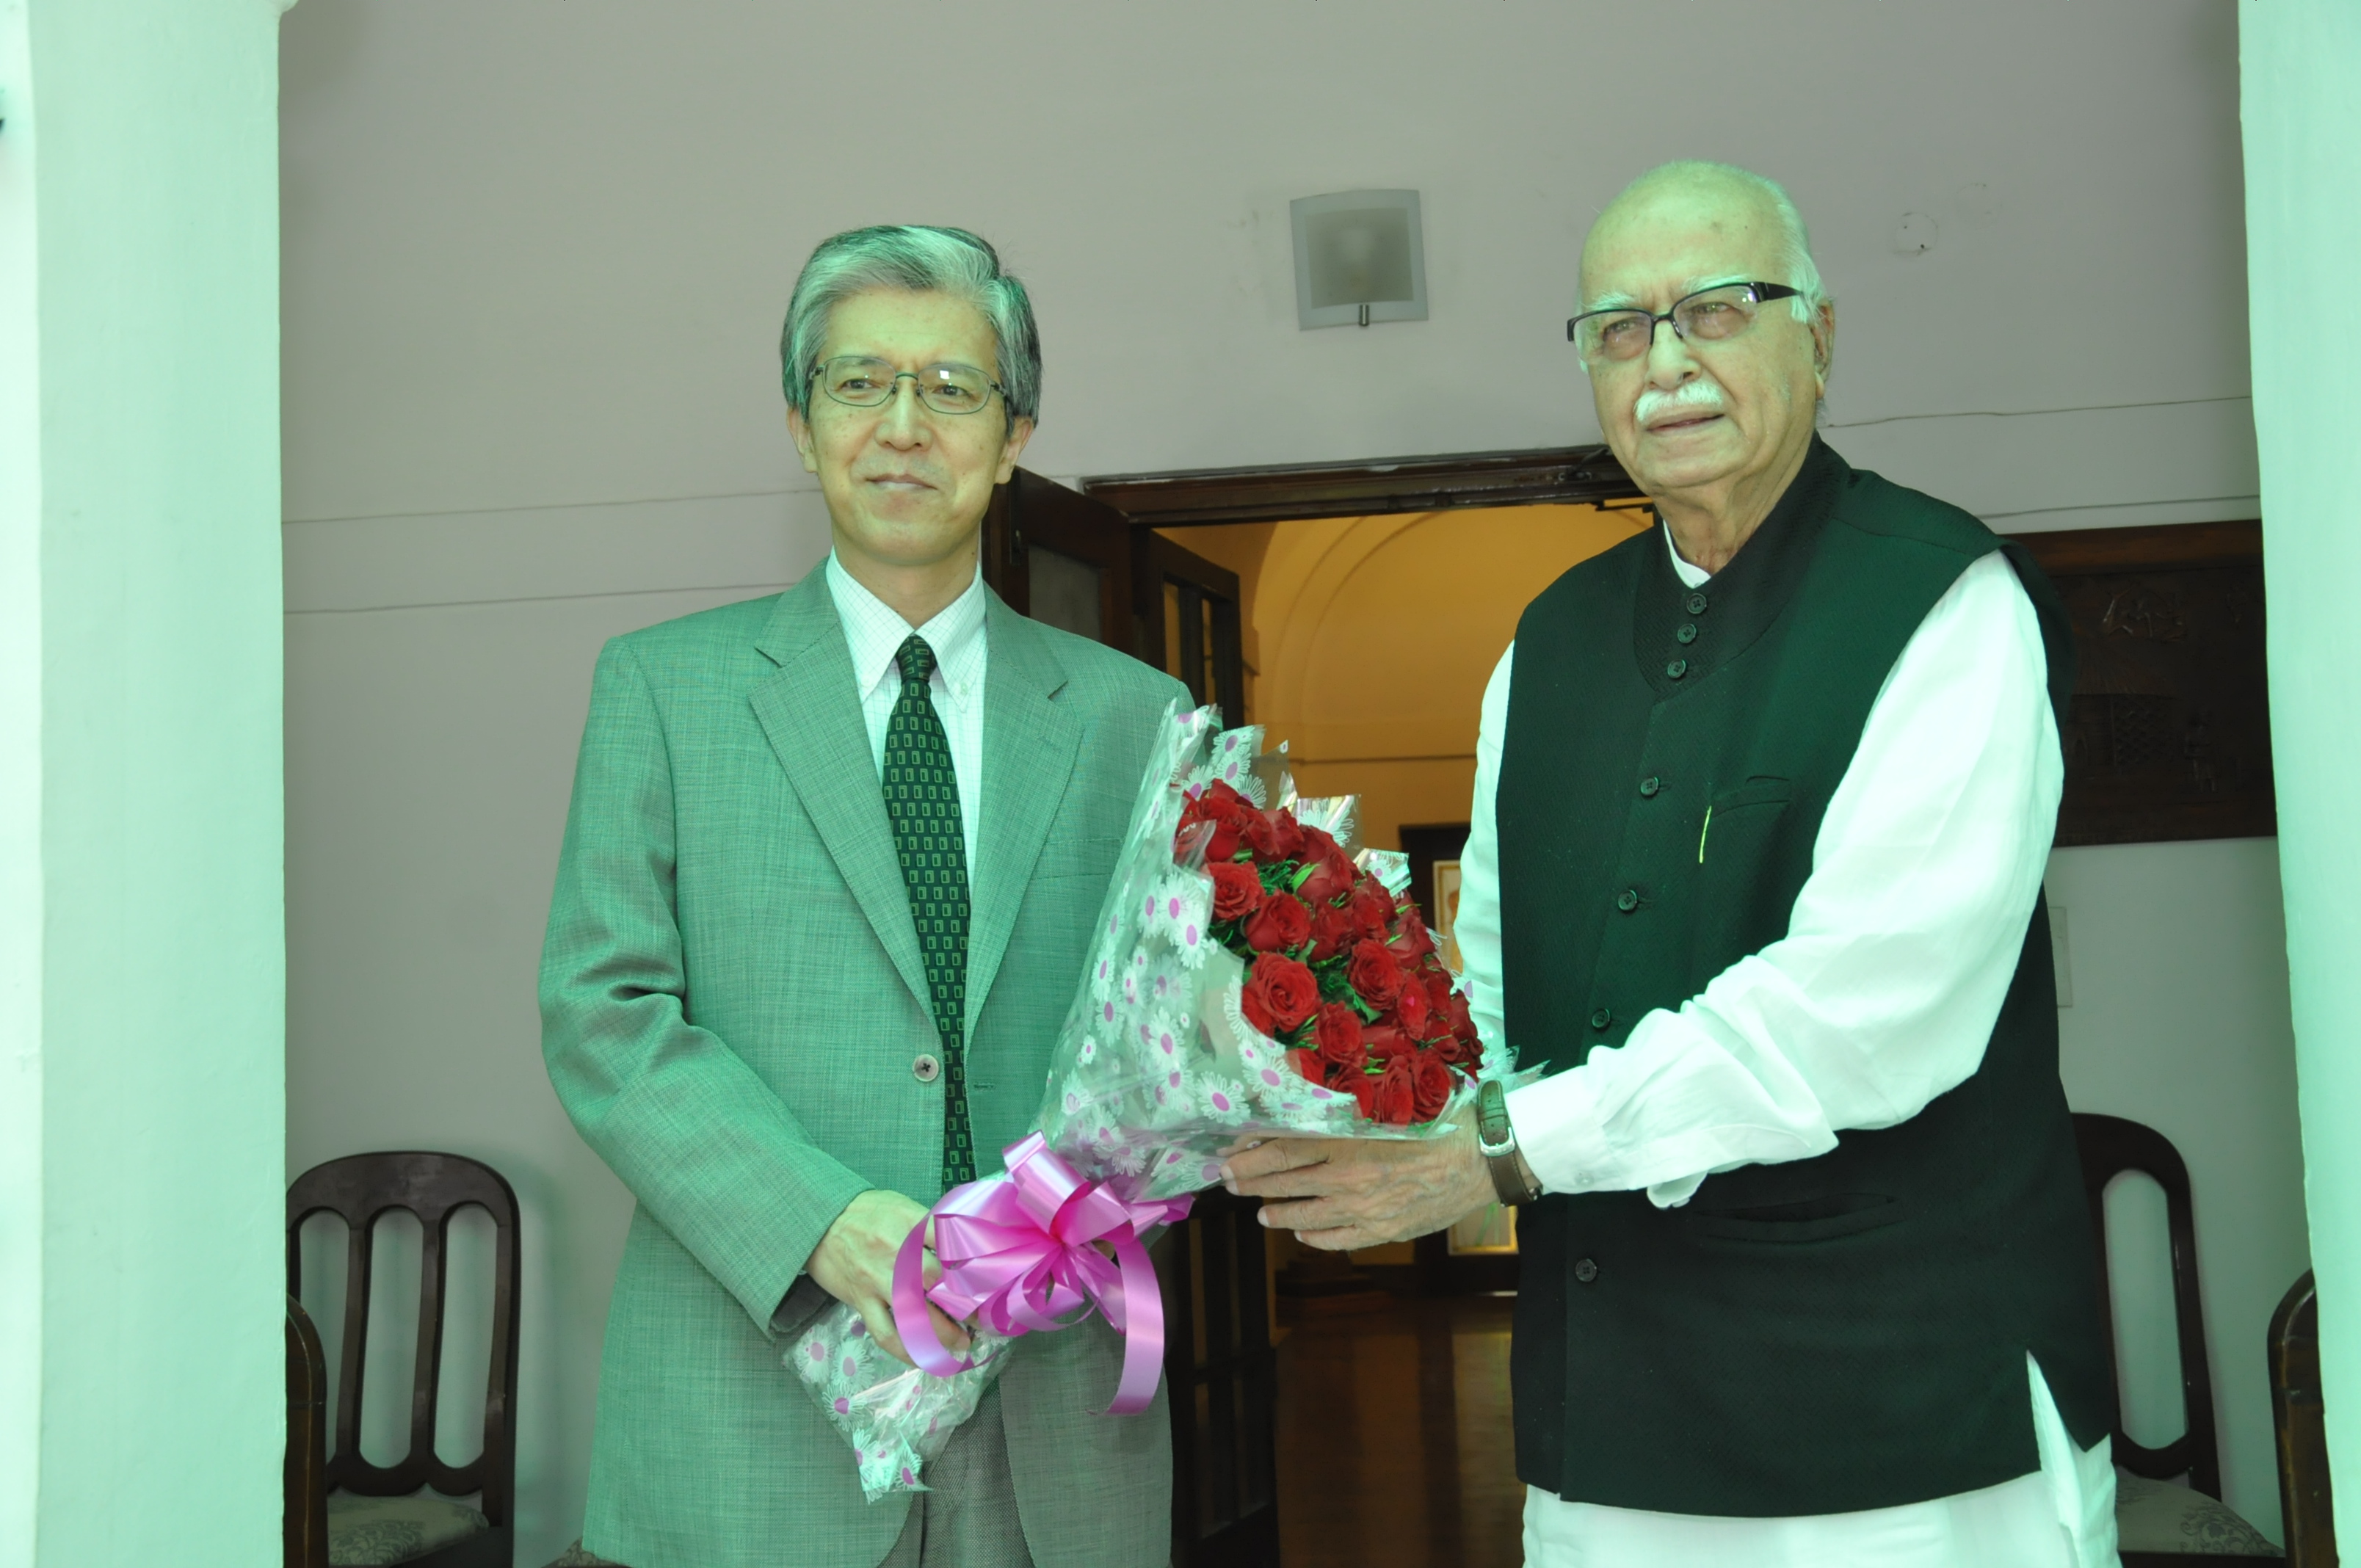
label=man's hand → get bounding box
[1220,1118,1498,1251]
[806,1188,971,1367]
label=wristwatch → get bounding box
[1476,1078,1543,1206]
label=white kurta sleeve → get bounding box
[1476,550,2061,1208]
[1454,644,1516,1061]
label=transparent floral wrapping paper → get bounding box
[791,704,1514,1500]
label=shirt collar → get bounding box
[1661,523,1713,589]
[824,551,990,713]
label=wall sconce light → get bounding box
[1290,189,1427,330]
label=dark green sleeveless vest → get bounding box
[1496,438,2114,1517]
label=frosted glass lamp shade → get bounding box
[1291,189,1428,328]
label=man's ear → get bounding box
[786,404,821,476]
[1809,300,1836,384]
[993,416,1037,487]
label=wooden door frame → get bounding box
[1082,442,1644,527]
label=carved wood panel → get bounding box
[2009,520,2273,846]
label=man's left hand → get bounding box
[1220,1119,1497,1250]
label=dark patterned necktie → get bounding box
[882,634,975,1188]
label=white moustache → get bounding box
[1634,380,1727,428]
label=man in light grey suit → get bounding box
[542,225,1186,1568]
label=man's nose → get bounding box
[873,381,930,447]
[1643,318,1702,388]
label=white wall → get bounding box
[2240,0,2361,1510]
[5,1,289,1564]
[2048,840,2309,1536]
[279,0,2294,1558]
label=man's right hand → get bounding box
[806,1188,973,1368]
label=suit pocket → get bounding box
[1686,1192,1907,1244]
[1690,776,1799,965]
[1030,835,1123,883]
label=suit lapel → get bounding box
[965,597,1083,1027]
[747,573,932,1016]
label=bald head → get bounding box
[1580,161,1823,318]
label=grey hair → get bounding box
[779,225,1042,427]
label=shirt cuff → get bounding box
[1504,1070,1610,1196]
[1505,1066,1711,1209]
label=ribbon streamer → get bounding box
[892,1133,1193,1415]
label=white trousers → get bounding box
[1521,1357,2119,1568]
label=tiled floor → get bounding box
[1274,1293,1524,1568]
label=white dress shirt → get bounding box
[1454,529,2117,1567]
[824,552,987,881]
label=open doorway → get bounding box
[981,446,1647,1568]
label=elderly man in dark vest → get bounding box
[1224,161,2117,1567]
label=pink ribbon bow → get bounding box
[893,1133,1194,1415]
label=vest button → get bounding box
[1615,888,1640,912]
[1686,592,1709,615]
[1666,658,1689,679]
[912,1053,942,1084]
[1574,1257,1600,1284]
[1638,775,1661,798]
[1677,622,1699,645]
[1588,1007,1613,1030]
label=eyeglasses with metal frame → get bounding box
[810,355,1007,416]
[1567,281,1805,364]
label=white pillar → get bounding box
[2242,0,2361,1497]
[0,1,288,1564]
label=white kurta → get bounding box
[1453,530,2118,1568]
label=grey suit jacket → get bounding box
[540,570,1189,1568]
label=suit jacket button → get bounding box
[1574,1257,1600,1284]
[1588,1007,1613,1030]
[1615,888,1640,913]
[913,1053,942,1084]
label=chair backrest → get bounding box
[2270,1270,2337,1567]
[286,1151,522,1521]
[286,1295,330,1568]
[2072,1111,2223,1498]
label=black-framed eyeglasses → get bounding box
[810,355,1006,416]
[1567,282,1804,364]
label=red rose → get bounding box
[1287,1048,1324,1086]
[1388,904,1437,964]
[1245,807,1305,864]
[1427,978,1473,1042]
[1392,981,1430,1037]
[1181,781,1258,863]
[1243,893,1312,954]
[1346,879,1393,940]
[1347,938,1406,1009]
[1295,846,1357,908]
[1209,861,1264,921]
[1305,900,1354,961]
[1241,953,1319,1035]
[1313,1003,1365,1069]
[1368,1056,1418,1125]
[1410,1050,1456,1122]
[1359,1021,1412,1063]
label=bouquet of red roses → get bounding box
[791,707,1498,1500]
[1183,778,1481,1126]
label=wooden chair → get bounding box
[2074,1113,2282,1561]
[288,1152,521,1568]
[1162,1187,1281,1567]
[2270,1271,2336,1567]
[289,1296,332,1568]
